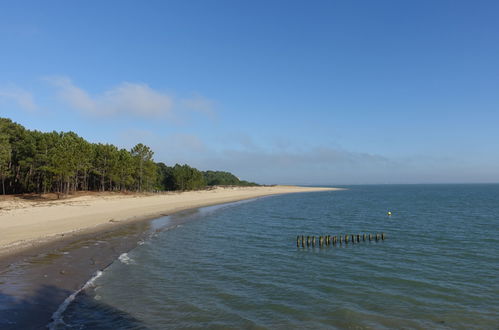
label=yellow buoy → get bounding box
[387,211,392,216]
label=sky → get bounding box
[1,0,498,185]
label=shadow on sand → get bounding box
[0,285,147,329]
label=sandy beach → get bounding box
[0,186,336,257]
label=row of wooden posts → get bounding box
[296,233,386,247]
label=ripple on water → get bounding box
[58,185,499,329]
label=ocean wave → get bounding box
[118,253,135,265]
[47,270,103,329]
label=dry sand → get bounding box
[0,185,336,256]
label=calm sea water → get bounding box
[55,185,499,329]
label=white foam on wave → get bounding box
[47,270,103,329]
[118,253,135,265]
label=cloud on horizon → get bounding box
[185,147,494,185]
[194,147,396,184]
[0,85,38,111]
[114,128,496,185]
[114,129,405,184]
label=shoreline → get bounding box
[0,186,338,329]
[0,185,337,258]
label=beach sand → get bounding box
[0,186,337,329]
[0,186,335,256]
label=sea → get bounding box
[53,184,499,329]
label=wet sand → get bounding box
[0,186,337,329]
[0,218,154,329]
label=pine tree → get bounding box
[0,134,11,195]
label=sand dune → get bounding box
[0,186,337,256]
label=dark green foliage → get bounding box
[170,164,206,191]
[156,162,206,191]
[156,162,174,191]
[0,117,158,194]
[203,170,259,186]
[130,143,156,191]
[0,117,258,195]
[0,133,11,194]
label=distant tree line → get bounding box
[0,117,258,195]
[203,170,257,186]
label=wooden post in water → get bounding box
[296,232,386,246]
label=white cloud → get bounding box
[104,82,174,117]
[180,94,216,117]
[45,76,218,121]
[46,76,174,118]
[0,85,38,111]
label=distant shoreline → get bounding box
[0,185,339,329]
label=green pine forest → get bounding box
[0,117,258,195]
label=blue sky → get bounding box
[1,0,498,184]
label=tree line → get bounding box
[0,117,257,195]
